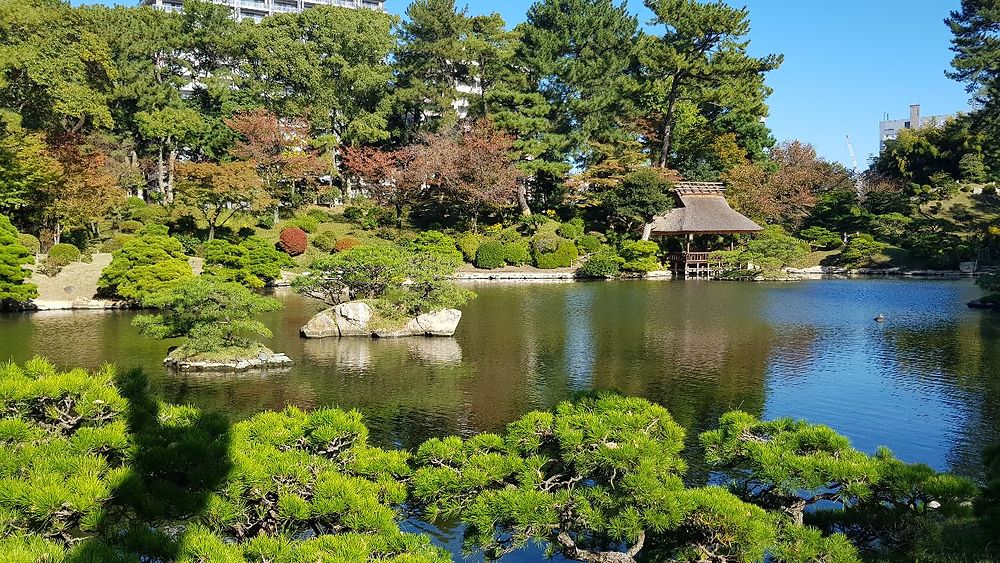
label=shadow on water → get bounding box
[69,367,231,562]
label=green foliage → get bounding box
[456,232,483,262]
[533,238,578,269]
[576,233,603,254]
[283,215,320,234]
[716,225,809,277]
[203,239,264,289]
[577,249,624,278]
[0,358,128,548]
[97,234,194,303]
[39,243,81,277]
[702,411,977,559]
[296,245,472,317]
[501,239,531,266]
[959,152,987,182]
[619,239,660,272]
[243,236,293,284]
[555,221,582,239]
[409,230,464,266]
[798,226,842,250]
[839,234,888,268]
[0,215,38,304]
[118,220,144,234]
[474,240,506,269]
[870,213,912,244]
[311,231,338,253]
[97,234,135,254]
[601,169,673,234]
[17,233,40,256]
[134,277,280,358]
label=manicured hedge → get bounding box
[577,250,625,278]
[534,240,578,269]
[475,240,505,269]
[502,239,531,266]
[40,243,81,276]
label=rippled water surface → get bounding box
[1,278,998,557]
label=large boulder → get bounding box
[299,301,462,338]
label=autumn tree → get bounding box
[342,146,422,228]
[43,134,125,243]
[175,161,269,240]
[226,109,324,223]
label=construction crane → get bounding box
[845,135,865,199]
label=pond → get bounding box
[2,278,998,558]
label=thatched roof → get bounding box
[649,182,763,236]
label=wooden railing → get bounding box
[666,251,712,263]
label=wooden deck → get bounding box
[666,251,717,278]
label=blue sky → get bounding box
[386,0,970,167]
[87,0,970,167]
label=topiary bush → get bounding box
[312,231,338,253]
[502,239,531,266]
[839,234,888,268]
[306,208,332,223]
[17,233,40,256]
[97,234,194,303]
[243,236,294,284]
[203,239,263,288]
[410,231,463,266]
[334,236,362,253]
[474,240,505,269]
[40,242,81,276]
[530,232,562,255]
[577,250,625,279]
[799,226,842,250]
[277,227,308,256]
[117,220,144,234]
[534,239,578,269]
[456,233,482,263]
[620,240,660,272]
[1,215,38,304]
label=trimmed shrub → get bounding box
[130,203,168,226]
[531,232,562,254]
[40,243,81,276]
[1,216,38,304]
[343,205,365,222]
[173,233,201,255]
[556,221,583,240]
[277,227,308,256]
[203,239,263,288]
[576,234,602,254]
[244,236,293,283]
[118,220,144,234]
[799,226,842,250]
[334,236,362,253]
[98,234,136,254]
[534,240,578,269]
[475,240,505,269]
[518,214,551,233]
[97,234,194,302]
[306,208,332,223]
[139,224,169,237]
[410,231,463,265]
[312,231,338,252]
[577,250,625,279]
[502,239,531,266]
[456,232,483,262]
[840,234,888,268]
[620,240,660,272]
[17,233,40,256]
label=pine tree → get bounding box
[0,214,38,305]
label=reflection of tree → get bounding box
[585,281,780,484]
[885,314,1000,478]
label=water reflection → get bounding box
[0,279,995,481]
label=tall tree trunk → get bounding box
[156,144,166,199]
[658,77,682,169]
[517,179,532,216]
[166,147,177,204]
[208,223,215,241]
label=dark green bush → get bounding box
[576,233,602,254]
[203,239,263,288]
[97,235,194,302]
[619,240,660,272]
[799,226,842,250]
[518,214,551,234]
[840,234,888,268]
[475,240,505,269]
[577,250,624,278]
[502,239,531,266]
[306,208,332,223]
[534,240,578,269]
[1,216,38,304]
[410,231,463,266]
[118,220,144,234]
[343,206,365,222]
[40,243,81,276]
[243,236,293,283]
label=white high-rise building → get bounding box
[879,104,955,152]
[141,0,385,23]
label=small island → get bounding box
[293,244,473,339]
